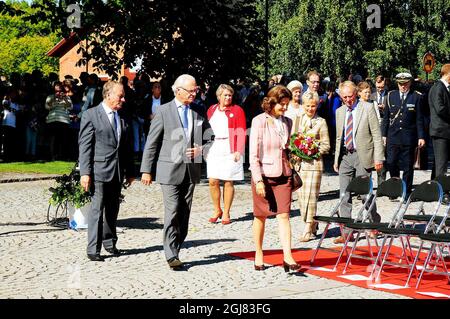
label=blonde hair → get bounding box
[339,80,357,95]
[301,91,319,104]
[216,84,234,99]
[357,81,371,92]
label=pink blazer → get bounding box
[249,113,292,183]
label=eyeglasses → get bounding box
[178,87,199,95]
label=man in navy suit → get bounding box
[382,72,426,196]
[428,64,450,178]
[79,81,135,261]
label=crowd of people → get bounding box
[2,65,449,270]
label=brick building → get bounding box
[46,32,136,82]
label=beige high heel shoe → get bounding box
[299,232,314,242]
[299,222,314,242]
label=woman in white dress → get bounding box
[284,80,303,121]
[206,84,246,224]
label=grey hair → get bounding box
[102,80,122,99]
[338,80,357,95]
[171,74,196,94]
[216,84,234,99]
[301,91,319,104]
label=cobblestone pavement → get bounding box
[0,170,434,299]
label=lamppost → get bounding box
[264,0,269,82]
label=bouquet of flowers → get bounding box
[289,132,321,162]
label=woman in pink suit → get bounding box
[249,85,301,273]
[206,84,246,224]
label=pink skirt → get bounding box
[251,175,292,217]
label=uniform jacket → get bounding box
[78,103,135,182]
[381,90,425,145]
[428,80,450,139]
[249,113,292,183]
[334,101,385,169]
[292,113,330,171]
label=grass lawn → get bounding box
[0,161,76,175]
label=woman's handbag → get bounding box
[291,169,303,192]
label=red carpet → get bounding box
[230,246,450,299]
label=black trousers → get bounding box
[432,137,450,178]
[386,143,415,194]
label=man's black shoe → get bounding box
[105,247,120,256]
[87,254,104,262]
[168,258,184,270]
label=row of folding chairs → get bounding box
[310,173,450,289]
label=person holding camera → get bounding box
[45,81,73,160]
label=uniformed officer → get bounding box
[381,72,426,196]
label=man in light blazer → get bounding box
[428,64,450,179]
[140,74,211,270]
[333,81,385,243]
[79,81,135,261]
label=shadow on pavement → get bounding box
[117,217,163,229]
[119,238,237,257]
[0,228,64,236]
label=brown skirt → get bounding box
[252,175,292,217]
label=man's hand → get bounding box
[382,137,387,146]
[333,164,339,173]
[186,144,202,159]
[418,139,426,148]
[80,175,91,192]
[141,173,152,186]
[375,161,383,171]
[256,181,266,198]
[233,152,241,162]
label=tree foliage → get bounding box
[258,0,450,80]
[26,0,264,84]
[0,0,58,76]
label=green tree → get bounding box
[257,0,450,80]
[0,0,58,76]
[27,0,264,84]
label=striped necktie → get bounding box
[344,108,354,151]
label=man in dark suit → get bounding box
[382,72,426,196]
[370,75,388,184]
[79,81,135,262]
[140,74,211,270]
[370,75,388,119]
[428,64,450,178]
[142,81,166,137]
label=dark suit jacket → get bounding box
[78,103,135,183]
[140,99,211,184]
[428,80,450,139]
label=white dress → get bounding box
[284,102,303,122]
[207,109,244,180]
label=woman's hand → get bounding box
[256,181,266,198]
[233,152,241,162]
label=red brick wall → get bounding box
[58,43,136,81]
